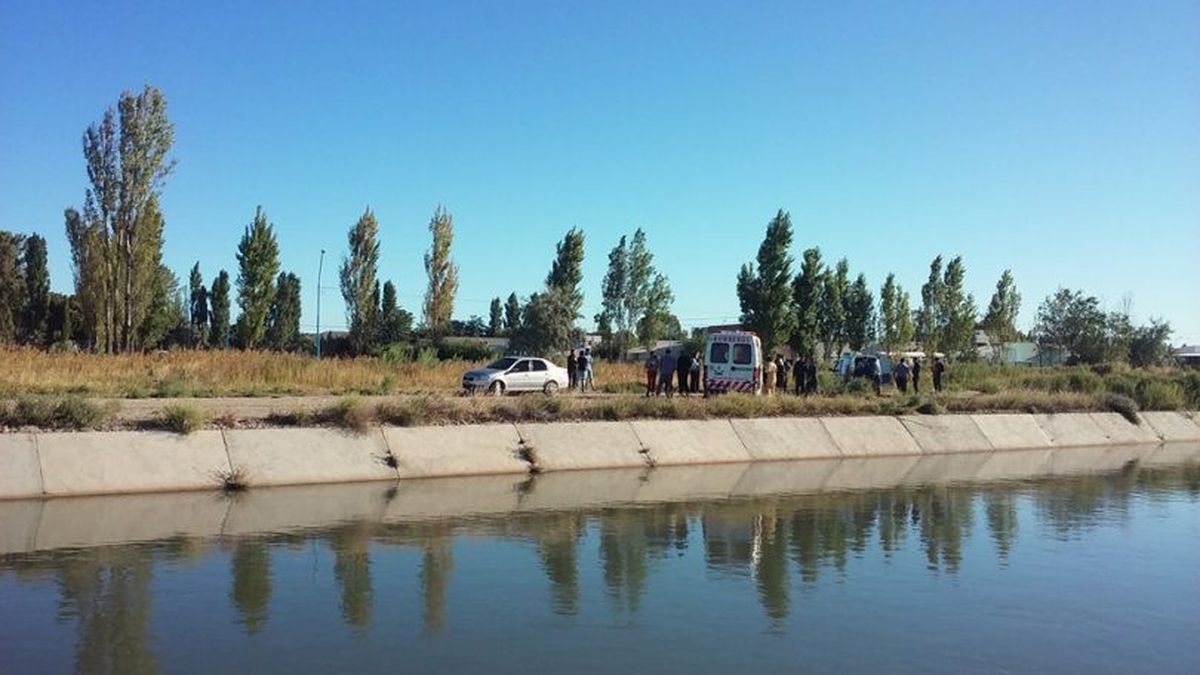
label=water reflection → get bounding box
[1,448,1197,673]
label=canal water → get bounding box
[1,445,1197,674]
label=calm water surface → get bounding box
[1,446,1198,674]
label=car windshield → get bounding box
[486,358,518,370]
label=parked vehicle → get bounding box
[704,331,763,395]
[834,352,894,384]
[462,357,569,395]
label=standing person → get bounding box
[869,357,882,396]
[776,355,788,392]
[644,352,659,398]
[765,355,779,396]
[659,348,677,397]
[567,350,578,391]
[912,357,922,394]
[793,356,806,395]
[582,348,595,392]
[676,350,693,397]
[689,354,701,394]
[894,358,910,393]
[805,356,819,395]
[932,357,945,392]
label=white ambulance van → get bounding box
[703,331,763,395]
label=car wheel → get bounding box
[543,380,559,395]
[488,381,505,396]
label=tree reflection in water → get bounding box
[2,459,1194,664]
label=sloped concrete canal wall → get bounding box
[1,411,1198,499]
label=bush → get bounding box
[157,404,210,434]
[3,395,112,430]
[322,397,375,433]
[436,340,496,362]
[1101,393,1140,425]
[1135,381,1185,411]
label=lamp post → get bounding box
[315,249,325,359]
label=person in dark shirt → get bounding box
[894,358,910,393]
[793,356,806,395]
[567,350,578,390]
[806,357,819,395]
[776,355,788,392]
[676,351,694,397]
[659,349,677,397]
[933,357,946,392]
[912,358,922,394]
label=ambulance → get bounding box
[703,331,764,395]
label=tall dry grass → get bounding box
[0,348,647,398]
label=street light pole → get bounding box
[315,249,325,359]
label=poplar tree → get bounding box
[917,256,945,355]
[791,247,823,357]
[267,271,302,351]
[636,273,675,349]
[818,258,849,358]
[378,281,413,345]
[235,207,280,349]
[981,269,1021,348]
[340,208,381,355]
[0,231,24,343]
[504,292,521,334]
[940,256,977,359]
[422,206,458,337]
[188,262,209,347]
[66,85,175,353]
[595,235,628,349]
[488,297,503,336]
[880,273,916,355]
[209,270,232,349]
[139,264,184,349]
[844,273,875,352]
[736,209,795,352]
[546,227,585,324]
[21,234,49,344]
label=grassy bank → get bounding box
[0,348,643,398]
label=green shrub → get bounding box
[1135,381,1185,411]
[1101,393,1140,425]
[322,397,375,433]
[1066,369,1104,394]
[3,395,111,430]
[436,340,496,362]
[157,404,210,434]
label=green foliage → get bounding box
[916,256,945,355]
[340,208,381,355]
[504,292,521,333]
[20,234,49,344]
[209,269,232,348]
[791,247,823,357]
[3,395,112,430]
[267,271,303,351]
[736,209,796,352]
[940,256,977,359]
[512,287,576,357]
[488,297,503,336]
[980,269,1021,348]
[68,85,175,353]
[1128,319,1172,367]
[138,263,186,350]
[422,206,458,336]
[595,235,629,351]
[379,342,439,366]
[1035,288,1108,364]
[1134,380,1184,411]
[157,403,210,434]
[844,273,875,352]
[0,231,23,343]
[235,206,280,349]
[378,281,413,345]
[322,397,375,433]
[1101,393,1140,425]
[188,262,209,347]
[436,340,495,362]
[819,259,849,358]
[545,227,586,327]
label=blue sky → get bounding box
[2,1,1197,342]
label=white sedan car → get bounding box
[462,357,570,395]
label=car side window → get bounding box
[531,360,548,371]
[510,360,531,373]
[710,343,730,364]
[733,344,752,365]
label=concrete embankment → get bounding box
[1,411,1198,500]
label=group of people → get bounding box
[763,354,821,396]
[565,349,595,392]
[876,356,946,395]
[644,348,702,397]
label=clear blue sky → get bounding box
[2,1,1197,342]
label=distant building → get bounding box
[1174,345,1200,369]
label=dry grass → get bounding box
[0,347,647,398]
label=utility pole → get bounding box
[315,249,325,359]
